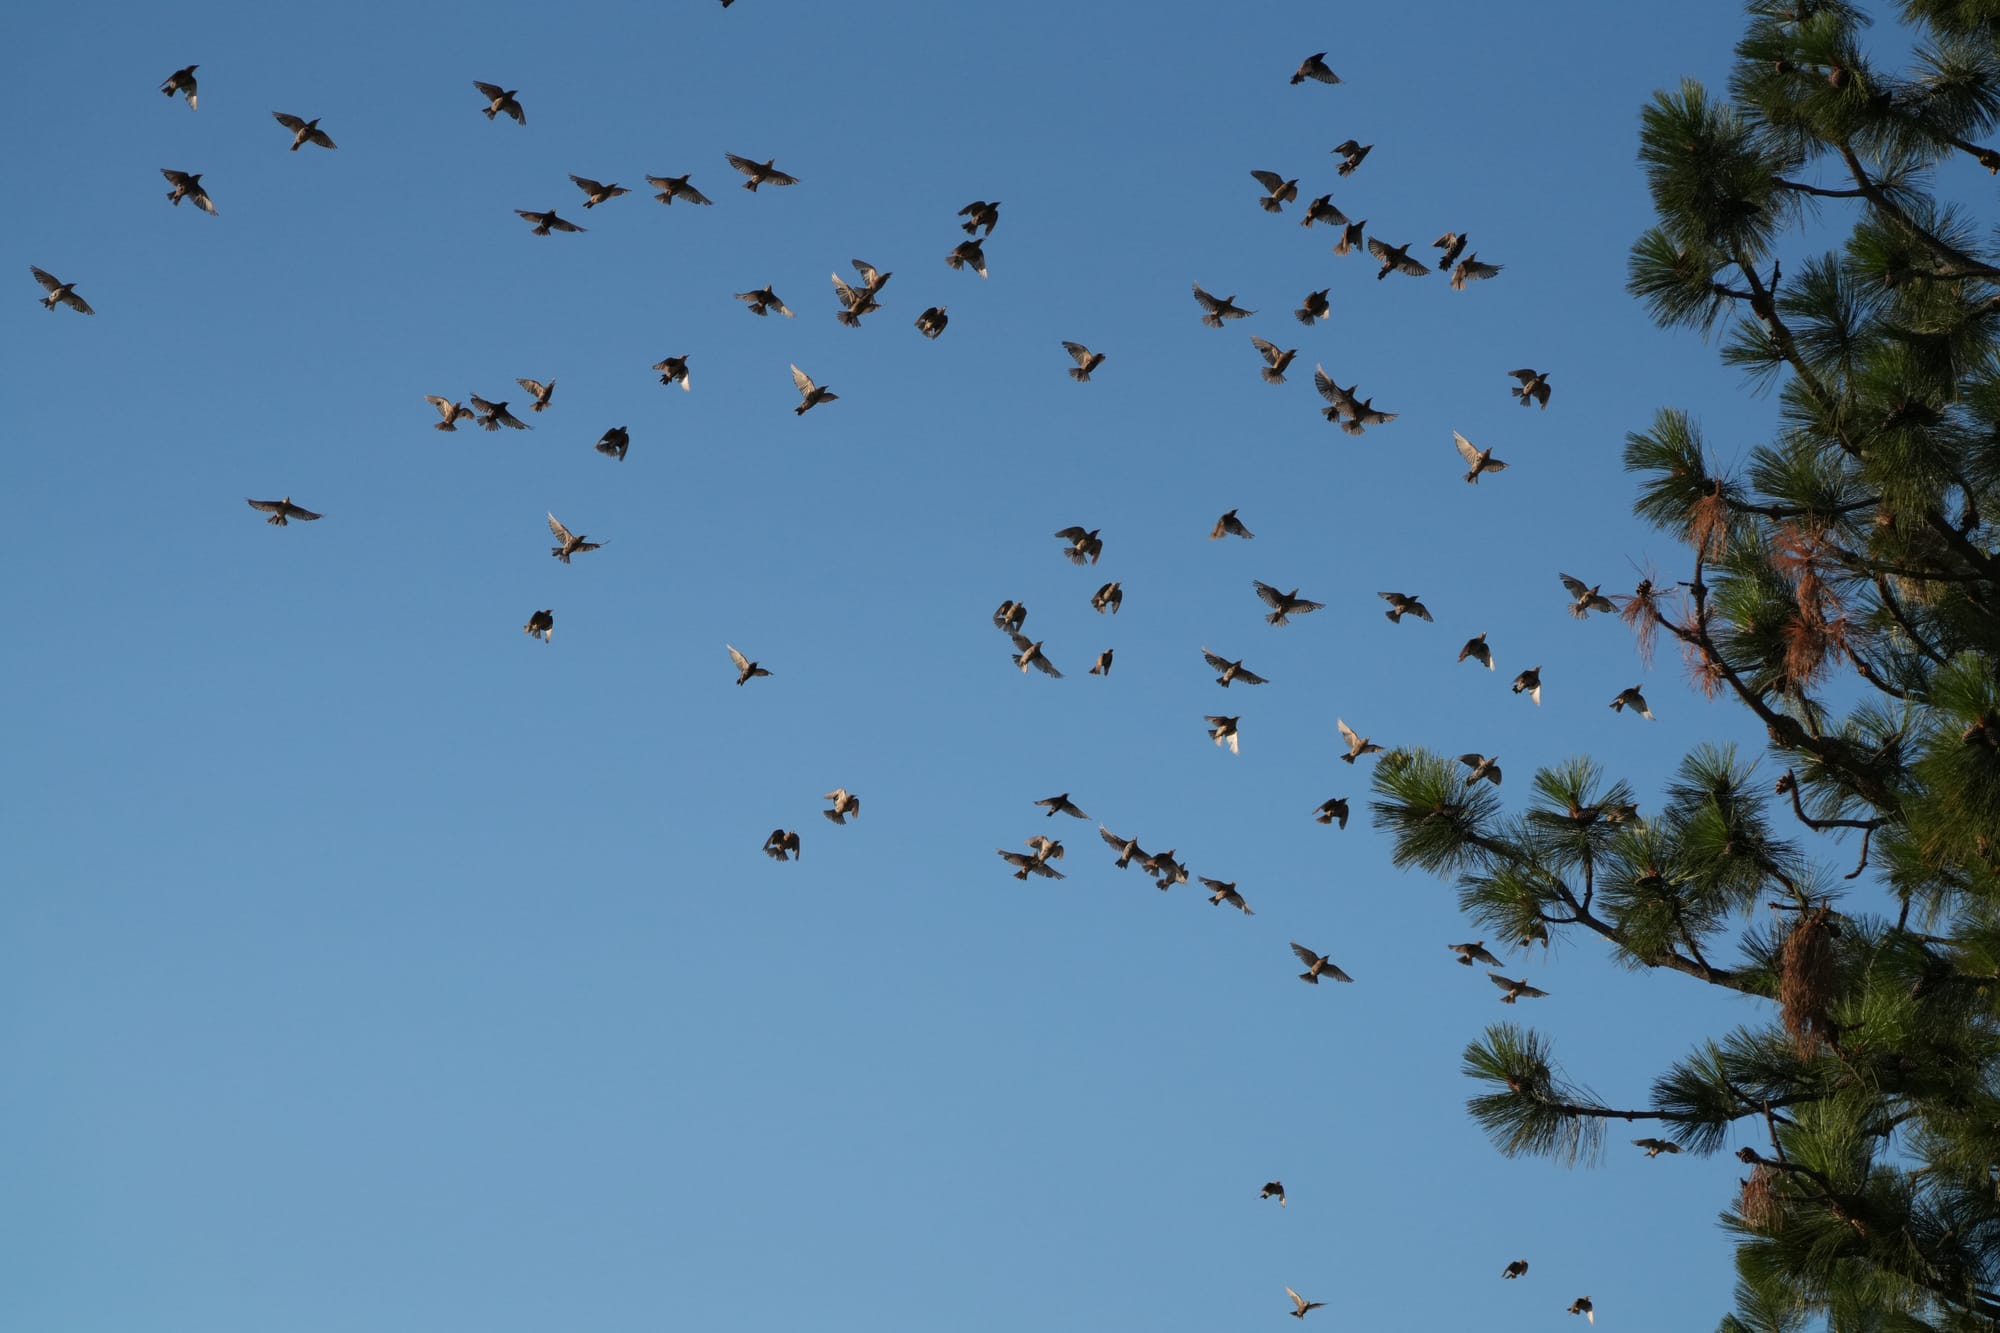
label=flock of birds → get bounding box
[22,39,1694,1324]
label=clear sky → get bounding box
[5,0,1923,1329]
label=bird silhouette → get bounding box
[1312,798,1349,828]
[161,65,198,110]
[1291,52,1340,85]
[1062,342,1107,381]
[726,153,798,190]
[1490,975,1549,1003]
[1510,368,1552,409]
[1192,283,1254,327]
[823,788,861,824]
[1210,509,1255,540]
[568,175,629,208]
[246,497,320,526]
[1610,685,1655,719]
[547,513,602,563]
[1253,581,1324,626]
[1250,336,1297,384]
[1250,170,1300,213]
[1454,431,1508,483]
[424,396,473,431]
[646,173,713,206]
[516,378,556,413]
[473,82,525,123]
[1202,649,1269,688]
[523,609,554,643]
[161,169,218,214]
[516,208,585,236]
[791,365,837,415]
[272,112,335,151]
[30,267,93,315]
[1290,943,1352,984]
[1337,718,1383,764]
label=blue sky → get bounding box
[4,0,1929,1329]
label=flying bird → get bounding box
[1204,878,1253,913]
[29,267,93,315]
[1206,715,1240,753]
[1510,368,1552,409]
[1142,848,1188,886]
[547,512,602,563]
[654,355,691,390]
[1454,430,1508,483]
[1332,139,1373,175]
[1459,632,1495,670]
[424,396,473,430]
[646,173,713,206]
[915,306,949,339]
[568,175,630,208]
[1098,825,1146,868]
[831,271,884,327]
[473,81,525,124]
[1610,685,1655,719]
[516,378,556,413]
[1459,753,1503,786]
[515,208,585,235]
[1312,798,1349,828]
[1433,232,1469,269]
[1201,649,1268,688]
[1089,649,1114,676]
[1062,341,1106,381]
[1295,289,1331,325]
[1259,1180,1287,1206]
[1250,336,1297,384]
[737,286,794,318]
[1291,942,1352,984]
[1560,574,1618,618]
[271,112,336,151]
[161,169,217,214]
[764,829,801,861]
[1022,835,1064,863]
[1300,196,1349,229]
[1036,793,1090,820]
[823,788,861,823]
[246,497,320,526]
[1449,941,1502,967]
[791,364,837,415]
[997,849,1066,880]
[1379,591,1432,623]
[1291,52,1340,85]
[727,644,771,686]
[1366,237,1431,280]
[523,609,553,643]
[161,64,198,110]
[1504,1260,1530,1280]
[945,237,988,277]
[993,600,1027,634]
[1250,170,1300,213]
[470,395,529,431]
[1333,218,1367,256]
[594,425,630,461]
[1055,526,1104,565]
[1253,580,1324,626]
[1286,1287,1327,1320]
[1511,667,1543,705]
[1192,283,1254,327]
[1091,581,1122,614]
[1313,366,1397,435]
[1451,254,1504,290]
[1490,974,1549,1003]
[1010,635,1062,677]
[1337,718,1382,764]
[725,153,798,190]
[1210,509,1255,540]
[1569,1298,1595,1324]
[1633,1138,1682,1157]
[958,200,1001,236]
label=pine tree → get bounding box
[1373,3,2000,1328]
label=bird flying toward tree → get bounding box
[1560,574,1618,618]
[1450,941,1502,967]
[1491,974,1549,1003]
[1512,667,1543,705]
[1337,718,1383,764]
[1313,798,1349,828]
[1458,754,1503,786]
[1611,684,1655,719]
[1633,1138,1682,1157]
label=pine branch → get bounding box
[1836,143,2000,281]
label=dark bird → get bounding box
[1286,1287,1327,1320]
[1560,574,1618,618]
[1098,825,1146,868]
[1192,283,1254,327]
[958,199,1001,236]
[1091,581,1122,614]
[1250,170,1300,213]
[764,829,801,861]
[1204,877,1253,913]
[1295,288,1331,325]
[161,64,198,110]
[915,306,949,339]
[823,788,861,823]
[1491,974,1549,1004]
[1510,368,1552,409]
[1250,336,1297,384]
[1454,430,1508,483]
[1291,52,1340,85]
[1337,717,1382,764]
[1022,835,1064,863]
[1459,631,1495,671]
[646,173,713,206]
[1062,341,1106,381]
[1210,509,1255,540]
[1433,232,1469,270]
[1379,591,1433,623]
[997,849,1066,881]
[1055,526,1104,565]
[470,394,530,431]
[1142,848,1188,886]
[424,395,473,431]
[1503,1260,1530,1280]
[1458,753,1503,786]
[1010,634,1062,678]
[523,609,554,643]
[246,496,320,526]
[30,267,93,315]
[1511,667,1543,705]
[1633,1138,1682,1157]
[993,600,1027,634]
[1610,684,1655,719]
[161,169,218,214]
[725,153,798,190]
[1206,714,1241,754]
[1569,1298,1595,1324]
[1253,580,1324,626]
[1332,139,1373,175]
[1089,649,1114,677]
[1312,798,1349,828]
[1201,649,1268,688]
[1451,254,1504,290]
[272,112,336,151]
[594,425,630,461]
[516,207,585,235]
[516,377,556,413]
[831,271,884,328]
[945,237,988,277]
[547,512,602,563]
[737,286,794,318]
[1449,941,1502,967]
[1333,218,1367,256]
[1300,196,1349,229]
[727,644,771,686]
[1291,942,1352,984]
[1313,365,1398,435]
[1366,237,1430,280]
[791,364,837,415]
[654,355,692,390]
[569,175,630,208]
[473,81,525,124]
[1260,1180,1287,1206]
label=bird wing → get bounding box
[1289,942,1319,967]
[1232,666,1268,685]
[546,214,584,232]
[1250,169,1287,192]
[1249,335,1280,362]
[63,291,96,315]
[1559,573,1590,598]
[473,80,507,99]
[790,364,817,395]
[1200,648,1233,672]
[1061,341,1093,366]
[1509,368,1541,382]
[30,265,64,293]
[273,111,307,131]
[1365,236,1394,263]
[851,259,887,288]
[547,513,575,543]
[830,274,864,306]
[760,167,799,186]
[1009,633,1034,654]
[679,181,714,205]
[1489,973,1521,992]
[1518,983,1548,998]
[1337,717,1361,748]
[516,378,549,399]
[569,174,606,195]
[1394,253,1432,277]
[725,152,758,175]
[1252,580,1285,608]
[1191,283,1222,313]
[1030,652,1063,678]
[285,504,322,521]
[1458,753,1486,768]
[1290,597,1325,615]
[1053,526,1092,542]
[1454,431,1482,466]
[727,644,751,672]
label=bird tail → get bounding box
[483,108,497,119]
[836,311,860,328]
[1202,314,1222,328]
[1068,368,1089,382]
[1260,198,1282,214]
[531,403,546,413]
[1500,993,1517,1004]
[961,220,977,235]
[945,256,963,270]
[1295,309,1316,326]
[1300,971,1318,983]
[1260,369,1286,385]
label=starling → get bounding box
[945,237,988,277]
[653,355,692,390]
[831,271,883,327]
[1250,170,1300,213]
[1560,574,1618,618]
[1511,667,1543,705]
[915,306,949,339]
[1206,715,1240,754]
[1300,196,1349,229]
[568,175,630,208]
[1332,140,1372,175]
[424,395,473,430]
[1290,52,1340,85]
[1366,237,1431,280]
[473,81,525,124]
[1459,632,1494,671]
[791,364,837,414]
[161,64,198,110]
[1036,793,1090,819]
[1142,848,1188,887]
[646,173,713,206]
[1449,941,1502,967]
[1458,753,1503,786]
[823,788,861,823]
[547,513,602,563]
[1490,974,1549,1003]
[1010,635,1062,678]
[1569,1298,1595,1323]
[1503,1260,1530,1280]
[1210,509,1255,540]
[470,395,530,431]
[1022,835,1064,863]
[737,286,794,317]
[1379,591,1432,623]
[1091,581,1122,614]
[958,199,1001,236]
[516,377,556,413]
[764,829,801,861]
[727,644,771,685]
[1333,218,1367,256]
[1337,717,1382,764]
[246,496,321,526]
[1290,942,1352,984]
[1062,341,1107,381]
[1313,365,1398,435]
[523,609,554,642]
[1610,685,1655,719]
[594,425,630,461]
[1254,580,1324,626]
[1510,368,1552,409]
[1633,1138,1682,1157]
[1454,430,1508,483]
[1192,283,1254,327]
[1055,526,1104,565]
[515,208,585,235]
[1433,232,1469,270]
[1098,825,1146,868]
[1260,1180,1287,1206]
[1286,1288,1326,1320]
[1312,798,1349,828]
[272,112,336,151]
[1295,289,1331,326]
[1250,336,1297,384]
[1204,878,1254,913]
[1451,253,1504,290]
[993,600,1027,634]
[29,267,93,315]
[725,153,799,190]
[161,169,218,214]
[997,849,1066,881]
[1201,649,1268,688]
[1088,649,1114,676]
